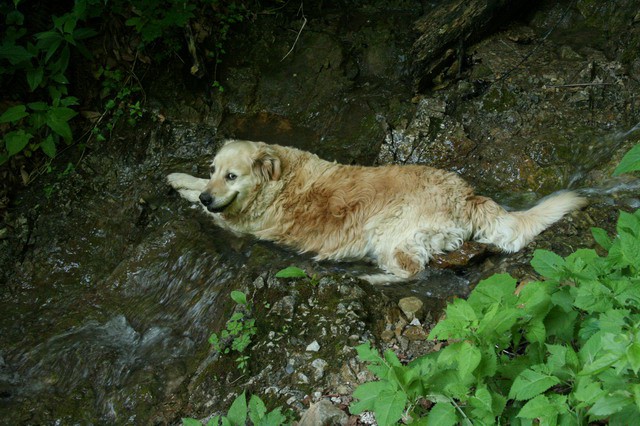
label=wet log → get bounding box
[411,0,525,91]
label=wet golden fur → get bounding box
[167,140,586,283]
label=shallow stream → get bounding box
[1,1,640,423]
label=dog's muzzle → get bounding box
[199,192,237,213]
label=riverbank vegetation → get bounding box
[351,145,640,425]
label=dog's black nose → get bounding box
[199,192,213,206]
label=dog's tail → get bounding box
[468,191,587,252]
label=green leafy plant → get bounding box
[275,266,320,285]
[351,146,640,425]
[182,392,289,426]
[0,99,79,165]
[1,0,248,168]
[0,0,93,164]
[209,290,257,373]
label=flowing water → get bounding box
[0,204,246,422]
[2,1,640,420]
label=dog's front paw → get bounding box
[167,172,194,190]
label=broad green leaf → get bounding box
[598,309,629,334]
[613,144,640,176]
[580,351,622,376]
[429,299,477,340]
[260,408,287,426]
[230,290,247,306]
[275,266,307,278]
[564,249,602,281]
[0,42,34,64]
[73,27,98,40]
[457,342,481,379]
[27,101,49,111]
[589,392,632,417]
[384,349,402,368]
[6,10,24,25]
[632,384,640,411]
[573,281,613,313]
[26,67,44,91]
[524,319,546,345]
[545,305,578,341]
[373,388,408,426]
[468,273,517,311]
[205,416,220,426]
[518,280,554,318]
[469,386,498,421]
[4,130,33,156]
[626,342,640,373]
[546,344,568,372]
[426,402,457,426]
[617,211,640,237]
[40,134,56,158]
[351,381,394,414]
[0,104,28,123]
[619,230,640,267]
[509,366,560,400]
[475,346,497,378]
[226,392,247,426]
[248,395,267,424]
[46,113,73,141]
[591,227,612,250]
[573,376,603,406]
[355,342,384,364]
[49,107,78,121]
[516,394,554,419]
[531,250,566,280]
[181,418,202,426]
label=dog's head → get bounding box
[199,140,281,214]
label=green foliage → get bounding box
[351,208,640,425]
[0,0,91,164]
[182,392,289,426]
[209,291,257,373]
[275,266,320,286]
[614,143,640,176]
[1,0,248,167]
[275,266,308,279]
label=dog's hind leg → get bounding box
[363,226,469,284]
[360,248,424,284]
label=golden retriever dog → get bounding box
[167,140,586,283]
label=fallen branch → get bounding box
[281,3,307,61]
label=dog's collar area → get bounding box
[208,192,238,213]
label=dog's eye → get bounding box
[209,165,216,175]
[226,173,237,181]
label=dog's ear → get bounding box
[252,146,281,181]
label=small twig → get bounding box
[544,82,614,89]
[495,0,576,84]
[281,2,307,61]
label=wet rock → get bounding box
[431,242,491,269]
[403,325,429,341]
[311,358,328,380]
[398,297,423,321]
[306,341,321,352]
[298,399,348,426]
[411,0,522,90]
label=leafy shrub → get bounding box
[351,147,640,425]
[182,392,288,426]
[0,1,95,164]
[1,0,248,167]
[209,290,257,372]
